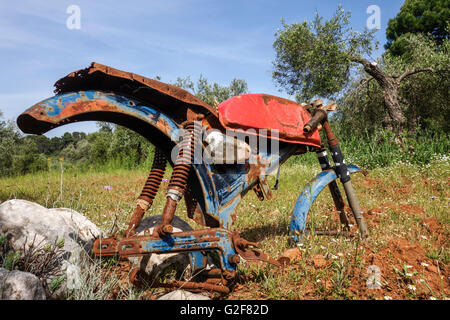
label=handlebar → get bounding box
[303,109,327,133]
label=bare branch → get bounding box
[360,77,375,86]
[397,67,434,82]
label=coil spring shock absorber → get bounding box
[125,148,167,236]
[156,119,203,237]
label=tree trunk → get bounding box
[351,57,405,135]
[382,80,404,133]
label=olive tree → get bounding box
[272,6,436,135]
[173,75,248,108]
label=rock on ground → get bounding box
[157,289,210,300]
[281,248,303,262]
[0,268,46,300]
[0,199,102,299]
[0,199,101,254]
[128,215,195,277]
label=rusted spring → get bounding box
[185,121,202,218]
[167,122,195,192]
[139,148,167,201]
[159,121,202,233]
[126,149,167,235]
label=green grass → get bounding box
[0,152,448,300]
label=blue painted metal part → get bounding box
[136,229,237,271]
[203,144,296,229]
[290,164,363,242]
[18,91,183,142]
[188,251,208,272]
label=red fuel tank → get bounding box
[218,94,321,148]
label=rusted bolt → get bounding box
[228,254,241,265]
[161,224,173,234]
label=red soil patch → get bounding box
[348,238,449,299]
[422,218,443,234]
[421,217,448,246]
[365,203,426,219]
[312,254,327,268]
[362,210,381,227]
[359,176,418,198]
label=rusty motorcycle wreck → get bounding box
[17,62,369,295]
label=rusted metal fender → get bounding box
[290,164,364,242]
[53,62,220,126]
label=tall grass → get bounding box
[287,128,449,169]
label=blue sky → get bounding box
[0,0,403,137]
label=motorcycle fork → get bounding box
[316,146,350,231]
[322,121,369,239]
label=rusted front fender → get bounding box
[17,90,183,154]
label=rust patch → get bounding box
[247,155,269,182]
[60,100,116,118]
[156,117,172,135]
[260,94,298,106]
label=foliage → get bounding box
[386,0,450,56]
[0,118,21,176]
[173,75,248,107]
[0,234,65,295]
[385,34,450,132]
[12,136,48,175]
[272,6,377,101]
[107,125,152,169]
